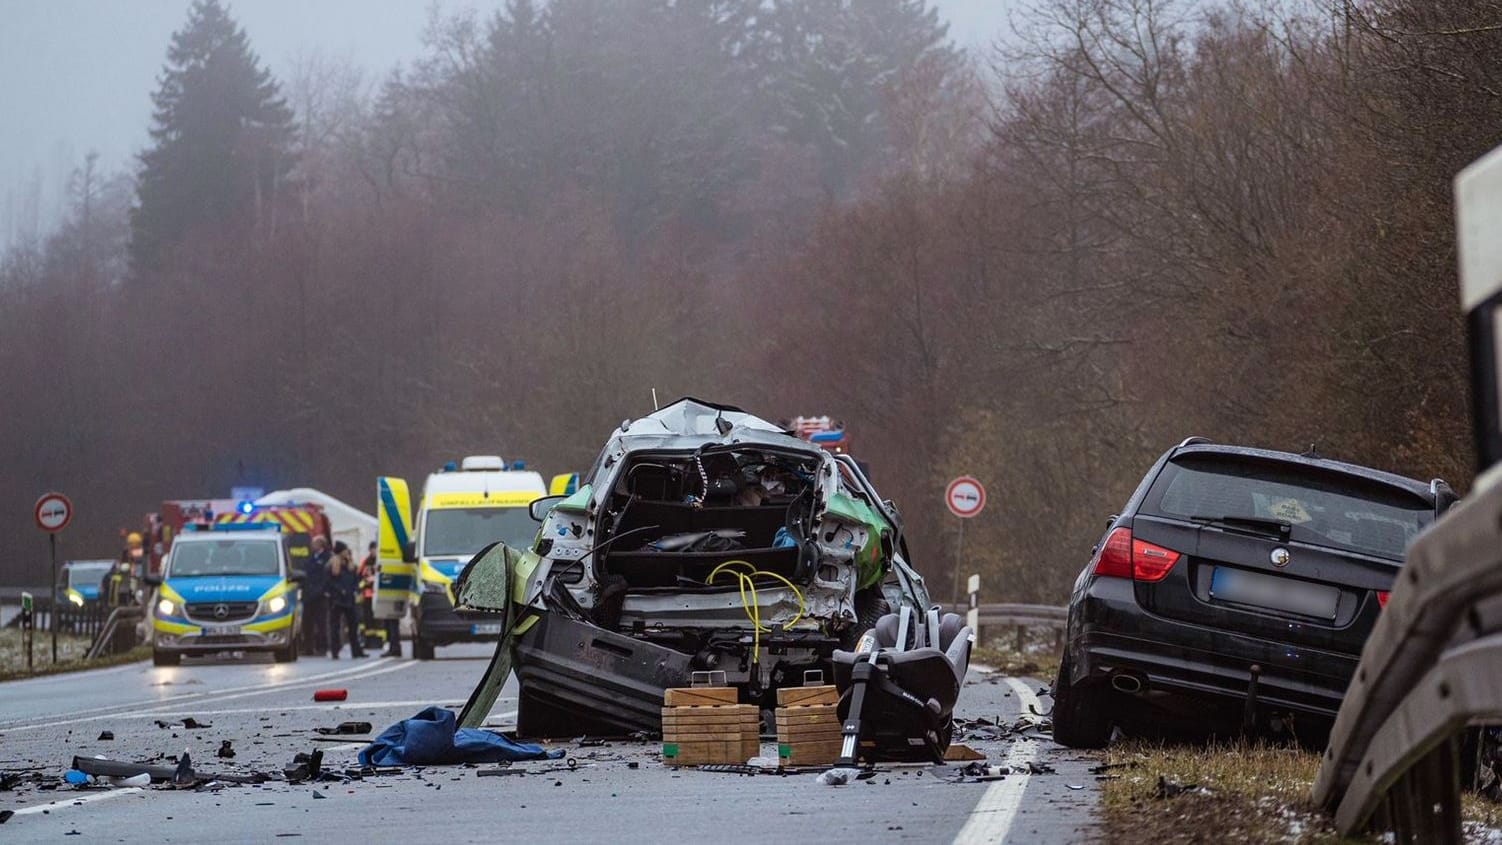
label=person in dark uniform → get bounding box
[302,536,331,656]
[327,541,367,659]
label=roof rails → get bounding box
[1177,436,1213,448]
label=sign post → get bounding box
[35,492,74,665]
[966,574,980,636]
[20,591,34,672]
[944,476,986,604]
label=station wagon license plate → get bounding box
[1209,567,1339,620]
[471,623,503,635]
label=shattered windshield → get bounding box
[168,540,280,577]
[423,507,540,558]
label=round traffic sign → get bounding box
[34,492,73,533]
[945,476,986,519]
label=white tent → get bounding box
[256,487,377,554]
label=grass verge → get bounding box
[1100,739,1502,843]
[0,628,149,681]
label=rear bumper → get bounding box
[1069,576,1357,717]
[415,591,503,643]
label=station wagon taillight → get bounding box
[1092,527,1181,582]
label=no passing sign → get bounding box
[34,492,73,533]
[944,476,986,519]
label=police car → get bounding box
[144,523,303,665]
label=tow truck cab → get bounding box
[146,523,302,666]
[376,456,546,659]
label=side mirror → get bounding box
[403,541,418,564]
[530,495,566,522]
[143,572,163,587]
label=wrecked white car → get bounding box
[453,398,930,736]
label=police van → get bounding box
[144,523,302,665]
[374,456,547,659]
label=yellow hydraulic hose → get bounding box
[706,559,807,659]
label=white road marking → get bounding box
[3,659,417,732]
[0,657,397,727]
[951,677,1043,845]
[11,787,143,816]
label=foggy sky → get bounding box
[0,1,1013,251]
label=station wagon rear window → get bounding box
[1144,455,1433,559]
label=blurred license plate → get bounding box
[204,624,241,636]
[1210,568,1339,620]
[471,623,503,635]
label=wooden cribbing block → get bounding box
[774,694,843,766]
[776,685,838,707]
[664,687,739,707]
[661,691,759,767]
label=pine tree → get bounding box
[129,0,294,272]
[761,0,958,197]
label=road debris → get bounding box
[314,721,372,736]
[1155,776,1204,799]
[313,689,347,702]
[96,731,113,741]
[283,750,326,784]
[181,718,210,729]
[70,755,268,785]
[216,741,235,759]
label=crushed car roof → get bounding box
[615,397,811,450]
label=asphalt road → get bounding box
[0,646,1099,843]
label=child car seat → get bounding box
[830,605,972,763]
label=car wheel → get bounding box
[413,636,435,661]
[152,649,181,667]
[1051,656,1113,748]
[839,588,891,650]
[273,642,298,663]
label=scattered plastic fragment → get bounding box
[63,770,89,786]
[817,767,859,786]
[97,731,113,741]
[217,741,235,759]
[314,721,372,736]
[106,773,150,788]
[1156,776,1202,799]
[0,809,13,824]
[173,751,197,788]
[181,718,211,729]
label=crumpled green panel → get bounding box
[825,492,891,590]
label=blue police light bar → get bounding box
[237,500,255,514]
[511,460,527,470]
[443,461,458,472]
[808,431,846,443]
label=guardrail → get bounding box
[942,602,1067,650]
[1311,477,1502,842]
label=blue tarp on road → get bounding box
[358,706,563,767]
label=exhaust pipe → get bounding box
[1110,673,1143,694]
